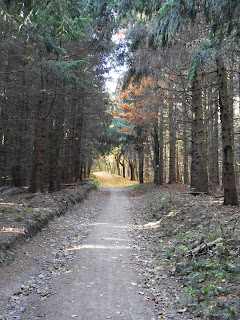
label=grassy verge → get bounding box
[89,176,99,187]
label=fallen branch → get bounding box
[186,237,223,257]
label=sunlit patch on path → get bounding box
[93,171,137,188]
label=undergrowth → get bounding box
[89,176,99,187]
[169,224,240,319]
[124,183,143,191]
[148,190,183,219]
[0,250,15,266]
[1,207,25,222]
[135,184,240,320]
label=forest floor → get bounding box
[0,182,96,262]
[126,182,240,320]
[0,173,239,320]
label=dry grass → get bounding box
[93,172,137,188]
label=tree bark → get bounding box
[216,57,238,205]
[191,77,208,193]
[120,159,126,178]
[153,123,161,185]
[129,160,135,181]
[114,154,121,176]
[238,63,240,185]
[207,86,220,189]
[48,118,58,192]
[183,101,189,184]
[137,126,144,184]
[29,76,47,193]
[176,143,181,182]
[159,114,164,184]
[168,100,176,183]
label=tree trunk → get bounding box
[83,163,87,179]
[137,126,144,184]
[164,138,167,183]
[29,76,47,193]
[56,101,65,191]
[48,81,60,192]
[208,86,220,189]
[176,143,181,182]
[153,123,161,185]
[229,63,234,149]
[48,118,58,192]
[238,63,240,185]
[79,162,84,181]
[87,161,92,177]
[35,95,47,192]
[159,114,164,184]
[120,159,126,178]
[168,100,176,183]
[66,103,75,183]
[138,147,144,184]
[183,101,189,184]
[74,115,83,182]
[129,160,135,181]
[115,154,121,176]
[216,57,238,205]
[191,77,208,193]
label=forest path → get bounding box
[0,187,156,320]
[93,172,137,188]
[34,187,155,319]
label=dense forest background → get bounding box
[0,0,113,193]
[0,0,239,205]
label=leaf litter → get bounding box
[128,183,240,320]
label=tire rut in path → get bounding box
[22,188,156,320]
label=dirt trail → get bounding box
[0,187,156,319]
[93,172,137,188]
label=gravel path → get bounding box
[0,188,156,320]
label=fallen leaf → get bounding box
[177,307,187,313]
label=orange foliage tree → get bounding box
[111,76,167,184]
[112,76,166,127]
